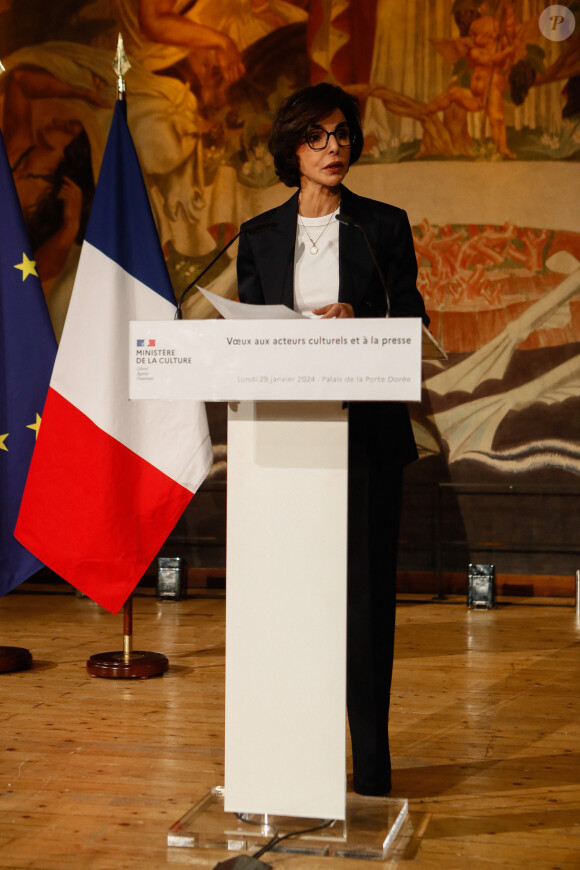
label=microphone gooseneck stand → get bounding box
[175,222,276,318]
[335,213,391,317]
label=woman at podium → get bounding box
[237,83,428,796]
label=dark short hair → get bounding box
[269,83,364,188]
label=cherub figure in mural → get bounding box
[422,4,518,158]
[329,0,579,161]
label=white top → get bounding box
[293,209,340,316]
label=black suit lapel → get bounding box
[265,191,299,308]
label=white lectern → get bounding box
[129,317,436,859]
[225,399,348,820]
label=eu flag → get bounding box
[0,128,57,597]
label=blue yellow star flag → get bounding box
[0,128,56,597]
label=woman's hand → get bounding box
[312,302,355,319]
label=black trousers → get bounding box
[346,404,404,795]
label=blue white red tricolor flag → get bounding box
[15,101,212,613]
[0,129,57,597]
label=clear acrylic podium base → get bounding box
[168,786,408,860]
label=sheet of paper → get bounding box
[198,286,303,320]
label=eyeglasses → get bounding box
[303,126,353,151]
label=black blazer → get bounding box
[236,185,428,466]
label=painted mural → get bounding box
[1,0,579,566]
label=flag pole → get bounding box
[85,36,168,680]
[86,592,168,678]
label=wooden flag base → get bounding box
[86,597,168,679]
[86,649,168,679]
[0,646,32,673]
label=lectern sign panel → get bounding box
[129,318,422,402]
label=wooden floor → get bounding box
[1,589,579,869]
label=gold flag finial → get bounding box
[113,33,131,99]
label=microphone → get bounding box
[175,222,276,318]
[336,213,391,317]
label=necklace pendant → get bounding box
[310,245,318,255]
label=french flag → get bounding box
[15,101,212,613]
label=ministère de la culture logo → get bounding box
[135,338,192,366]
